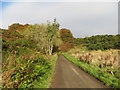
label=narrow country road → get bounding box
[50,55,111,88]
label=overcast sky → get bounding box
[0,0,118,38]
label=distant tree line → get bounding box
[2,19,63,55]
[2,21,75,53]
[74,35,120,50]
[2,20,119,53]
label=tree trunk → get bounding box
[49,44,53,55]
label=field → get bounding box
[71,48,119,69]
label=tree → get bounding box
[8,23,29,33]
[23,19,61,55]
[8,23,23,31]
[59,28,74,51]
[46,19,61,55]
[60,28,74,43]
[74,35,120,50]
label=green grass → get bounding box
[33,54,58,88]
[62,53,119,88]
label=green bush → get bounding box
[2,28,58,88]
[33,54,58,88]
[74,35,120,50]
[2,54,57,88]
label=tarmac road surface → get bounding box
[50,55,111,88]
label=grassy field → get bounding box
[62,51,119,88]
[70,48,119,69]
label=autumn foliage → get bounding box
[59,28,74,52]
[8,23,29,32]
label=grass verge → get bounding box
[62,53,119,88]
[33,54,58,88]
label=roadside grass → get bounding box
[33,54,58,88]
[62,53,119,88]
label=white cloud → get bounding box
[1,2,118,37]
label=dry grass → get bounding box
[71,49,119,69]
